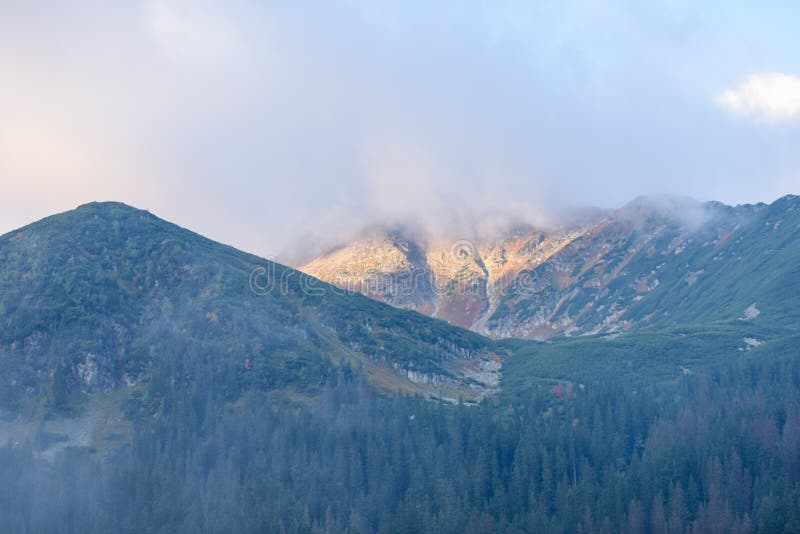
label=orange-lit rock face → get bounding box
[298,196,788,340]
[299,220,597,337]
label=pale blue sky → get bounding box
[1,1,799,256]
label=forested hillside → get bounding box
[0,202,495,417]
[2,344,799,532]
[1,203,800,533]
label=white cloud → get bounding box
[146,0,242,62]
[1,3,799,254]
[719,72,800,121]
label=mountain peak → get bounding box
[1,201,174,247]
[67,200,153,220]
[772,194,800,209]
[75,200,140,210]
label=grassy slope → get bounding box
[499,321,799,403]
[624,197,800,328]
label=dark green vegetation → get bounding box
[0,202,491,417]
[498,323,799,397]
[2,346,800,532]
[1,202,800,532]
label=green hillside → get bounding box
[499,323,798,400]
[486,196,800,337]
[0,202,492,418]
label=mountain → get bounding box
[300,221,590,330]
[2,201,800,533]
[0,202,501,420]
[299,195,800,339]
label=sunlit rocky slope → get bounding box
[299,195,800,339]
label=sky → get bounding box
[1,0,800,258]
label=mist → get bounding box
[1,1,799,259]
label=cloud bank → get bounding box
[0,1,799,257]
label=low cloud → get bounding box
[1,3,799,257]
[719,72,800,121]
[146,0,243,62]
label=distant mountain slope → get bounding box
[298,195,800,339]
[0,202,498,418]
[489,195,800,338]
[300,221,589,331]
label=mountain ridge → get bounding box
[298,194,800,339]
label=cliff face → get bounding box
[299,195,800,339]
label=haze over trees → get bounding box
[1,202,799,533]
[2,352,800,532]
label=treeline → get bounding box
[2,353,800,533]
